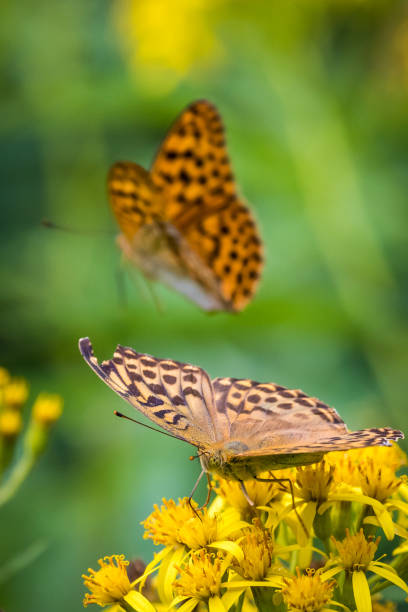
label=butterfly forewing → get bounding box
[108,162,164,241]
[151,100,238,223]
[150,100,263,311]
[79,337,219,447]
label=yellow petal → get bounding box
[372,507,395,540]
[319,566,344,581]
[208,595,227,612]
[386,499,408,514]
[173,597,200,612]
[363,516,408,540]
[368,563,408,593]
[157,546,186,604]
[123,590,156,612]
[352,571,371,612]
[319,494,386,514]
[221,587,246,609]
[223,578,283,588]
[208,540,243,562]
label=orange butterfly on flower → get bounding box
[79,338,403,500]
[108,100,263,312]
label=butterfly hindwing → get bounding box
[231,428,404,458]
[212,376,402,456]
[79,337,218,447]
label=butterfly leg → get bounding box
[239,480,255,506]
[255,475,308,538]
[188,469,214,517]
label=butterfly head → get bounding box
[199,440,255,481]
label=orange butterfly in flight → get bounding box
[108,100,263,312]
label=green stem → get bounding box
[341,574,356,611]
[231,591,245,612]
[251,587,282,612]
[0,438,18,476]
[0,451,35,508]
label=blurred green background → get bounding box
[1,0,408,609]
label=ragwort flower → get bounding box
[142,497,245,557]
[82,554,155,611]
[233,524,276,581]
[83,555,132,607]
[173,549,228,606]
[280,568,336,612]
[321,530,408,612]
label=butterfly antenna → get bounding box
[189,450,205,461]
[41,218,113,236]
[114,410,190,443]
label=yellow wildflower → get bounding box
[32,393,63,426]
[349,445,406,472]
[357,459,403,503]
[295,462,335,503]
[113,0,224,92]
[331,529,379,571]
[142,498,197,547]
[142,498,245,557]
[2,378,28,408]
[280,568,336,612]
[233,524,275,581]
[82,555,132,607]
[326,451,360,488]
[322,530,408,611]
[173,549,227,604]
[0,409,23,437]
[214,471,282,516]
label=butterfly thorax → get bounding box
[199,440,325,481]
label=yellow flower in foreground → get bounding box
[332,529,379,571]
[358,460,403,504]
[173,549,227,604]
[322,530,408,612]
[327,445,406,491]
[142,498,198,547]
[2,378,28,408]
[142,498,246,556]
[233,525,275,581]
[280,568,336,612]
[0,409,23,437]
[349,445,406,472]
[295,462,335,503]
[214,471,282,516]
[82,555,131,607]
[32,393,63,425]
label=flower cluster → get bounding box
[82,445,408,611]
[0,367,63,507]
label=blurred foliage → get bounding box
[1,0,408,610]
